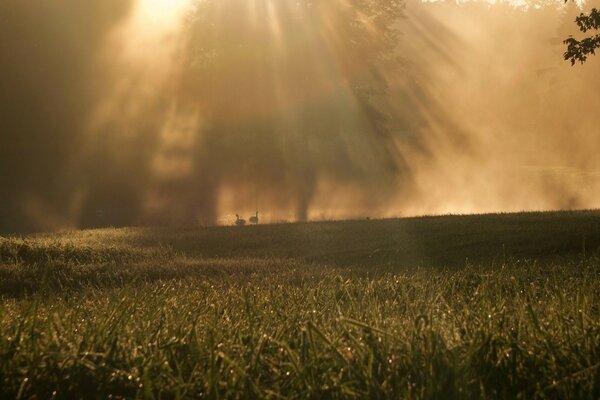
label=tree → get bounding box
[0,0,133,232]
[564,7,600,64]
[175,0,407,222]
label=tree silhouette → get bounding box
[177,0,407,222]
[564,7,600,64]
[0,0,133,232]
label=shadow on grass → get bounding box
[1,210,599,298]
[106,210,600,267]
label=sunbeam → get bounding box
[0,0,599,231]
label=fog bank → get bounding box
[0,0,598,232]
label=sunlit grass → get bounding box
[0,211,599,398]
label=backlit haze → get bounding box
[0,0,598,232]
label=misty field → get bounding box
[1,211,599,399]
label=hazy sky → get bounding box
[0,0,598,233]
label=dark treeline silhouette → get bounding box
[166,0,410,223]
[0,0,135,232]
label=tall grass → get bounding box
[0,211,599,398]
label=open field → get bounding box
[1,210,599,399]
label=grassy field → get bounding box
[0,210,599,399]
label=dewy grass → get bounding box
[0,211,599,399]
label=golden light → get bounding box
[137,0,192,22]
[110,0,192,64]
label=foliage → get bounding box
[0,211,599,398]
[178,0,407,221]
[564,8,600,64]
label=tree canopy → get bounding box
[176,0,408,221]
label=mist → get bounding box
[1,0,599,233]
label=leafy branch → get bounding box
[564,8,600,65]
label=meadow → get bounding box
[0,210,599,399]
